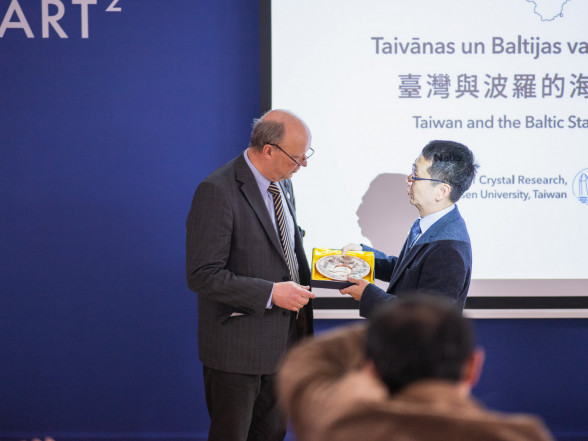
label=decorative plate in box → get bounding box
[311,248,374,289]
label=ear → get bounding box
[435,182,452,202]
[461,347,485,389]
[261,143,274,159]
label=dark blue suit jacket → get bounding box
[360,206,471,317]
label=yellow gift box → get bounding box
[310,248,374,289]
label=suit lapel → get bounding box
[388,238,414,290]
[388,208,460,291]
[234,155,286,260]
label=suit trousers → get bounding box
[203,366,286,441]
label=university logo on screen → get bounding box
[572,168,588,205]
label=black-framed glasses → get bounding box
[409,165,447,184]
[267,142,315,167]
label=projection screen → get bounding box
[261,0,588,318]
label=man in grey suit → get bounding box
[186,110,315,441]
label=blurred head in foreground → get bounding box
[366,295,484,395]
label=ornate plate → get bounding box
[315,255,371,281]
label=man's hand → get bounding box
[272,282,315,312]
[341,243,362,256]
[339,276,369,301]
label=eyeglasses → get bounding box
[267,143,315,167]
[409,165,448,184]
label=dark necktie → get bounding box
[268,182,300,284]
[390,219,422,286]
[406,218,422,249]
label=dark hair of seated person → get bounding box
[366,295,475,394]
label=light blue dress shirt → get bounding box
[413,204,455,245]
[243,149,299,308]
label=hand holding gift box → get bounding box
[310,248,374,290]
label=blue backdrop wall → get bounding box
[1,1,587,440]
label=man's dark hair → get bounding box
[249,117,285,151]
[366,295,475,394]
[421,140,479,202]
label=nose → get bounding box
[407,173,413,184]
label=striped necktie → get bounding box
[268,182,300,284]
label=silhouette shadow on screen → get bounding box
[356,173,416,255]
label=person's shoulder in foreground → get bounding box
[277,295,555,441]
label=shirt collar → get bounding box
[419,204,455,236]
[243,149,272,192]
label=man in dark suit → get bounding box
[341,140,478,317]
[186,110,315,441]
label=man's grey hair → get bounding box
[249,113,285,151]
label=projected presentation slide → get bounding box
[267,0,588,318]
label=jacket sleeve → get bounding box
[359,283,397,318]
[185,180,274,317]
[361,244,398,282]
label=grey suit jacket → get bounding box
[186,152,312,375]
[360,206,472,317]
